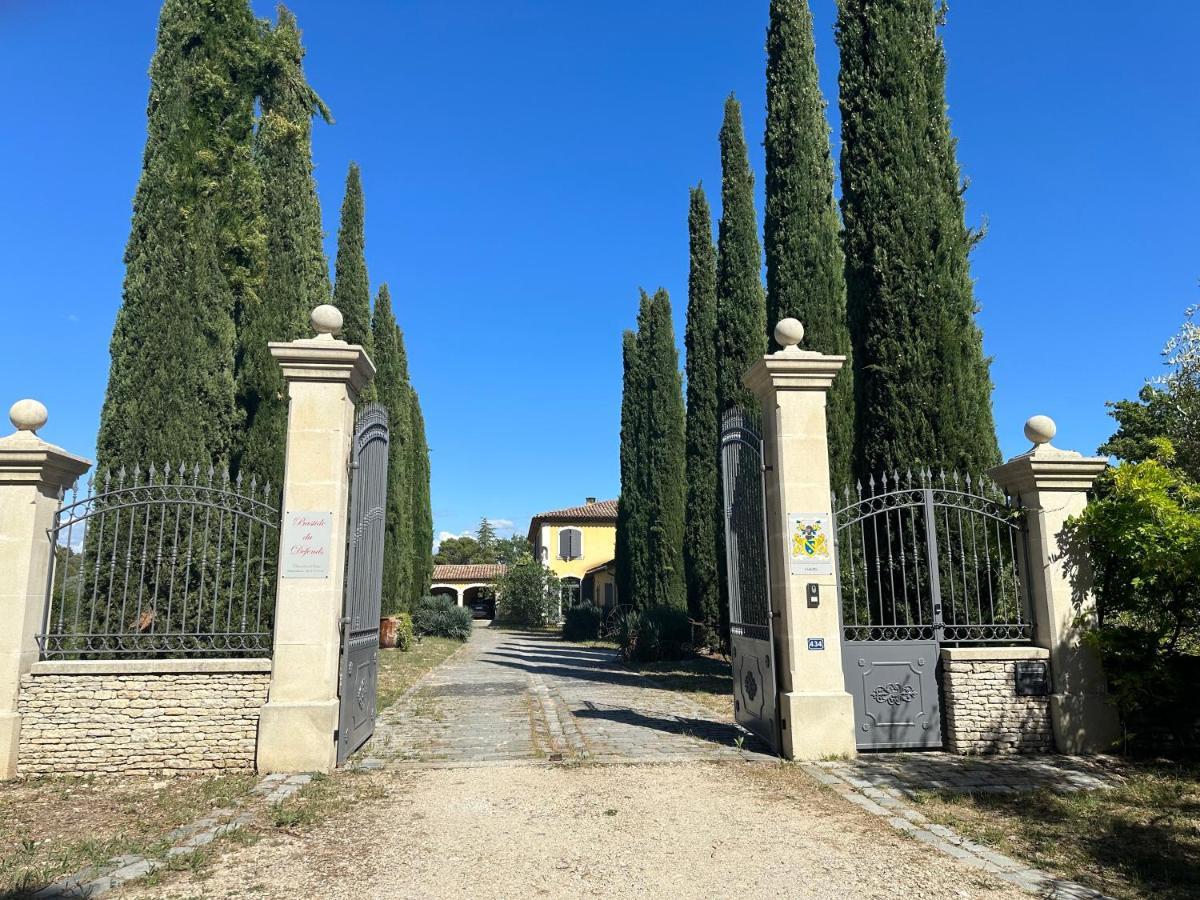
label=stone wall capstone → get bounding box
[17,668,269,776]
[942,649,1053,755]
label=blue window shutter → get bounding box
[571,529,581,559]
[559,529,570,559]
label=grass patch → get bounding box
[909,759,1200,900]
[375,635,463,710]
[266,772,387,834]
[0,772,256,898]
[627,651,733,719]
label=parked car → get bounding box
[466,594,496,620]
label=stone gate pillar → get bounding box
[0,400,90,778]
[256,306,375,774]
[744,320,856,760]
[989,415,1120,754]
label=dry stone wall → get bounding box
[17,666,269,775]
[942,652,1053,754]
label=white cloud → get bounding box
[490,518,515,533]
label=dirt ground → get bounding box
[117,762,1025,899]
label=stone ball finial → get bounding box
[774,318,805,350]
[311,304,343,338]
[9,399,48,434]
[1024,414,1056,446]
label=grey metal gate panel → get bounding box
[833,470,1030,751]
[843,641,941,749]
[720,407,779,755]
[337,403,389,766]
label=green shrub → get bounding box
[395,612,414,651]
[412,595,472,642]
[1064,441,1200,749]
[495,555,560,628]
[617,605,690,662]
[563,603,603,642]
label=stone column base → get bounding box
[256,698,339,773]
[1050,692,1121,754]
[779,690,857,760]
[0,711,21,779]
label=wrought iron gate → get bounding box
[834,471,1029,750]
[37,464,278,660]
[720,406,779,754]
[337,403,389,765]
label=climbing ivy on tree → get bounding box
[97,0,264,473]
[683,185,721,645]
[236,6,332,492]
[764,0,853,489]
[715,95,767,417]
[837,0,999,477]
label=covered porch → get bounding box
[430,564,506,620]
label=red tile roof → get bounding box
[530,499,618,522]
[431,564,507,582]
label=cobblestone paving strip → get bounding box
[810,758,1116,899]
[361,627,769,769]
[29,773,312,899]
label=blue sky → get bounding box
[2,2,1197,545]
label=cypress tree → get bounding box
[641,288,688,611]
[838,0,1000,477]
[764,0,854,489]
[408,391,434,599]
[96,0,264,472]
[236,5,332,491]
[715,95,767,417]
[372,284,413,615]
[616,327,648,608]
[684,186,721,641]
[332,163,375,398]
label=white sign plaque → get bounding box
[788,512,834,575]
[281,510,333,578]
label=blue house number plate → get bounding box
[808,638,825,651]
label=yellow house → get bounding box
[527,498,619,611]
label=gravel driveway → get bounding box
[117,627,1026,898]
[119,763,1024,899]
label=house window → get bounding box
[558,527,582,560]
[561,577,581,608]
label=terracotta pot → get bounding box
[379,616,398,649]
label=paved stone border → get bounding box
[29,773,312,899]
[806,761,1113,899]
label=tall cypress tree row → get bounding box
[641,288,688,611]
[715,95,768,417]
[683,186,721,641]
[372,284,413,614]
[96,0,264,472]
[764,0,854,489]
[616,326,648,608]
[408,393,434,600]
[838,0,1000,477]
[332,162,376,399]
[236,6,332,491]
